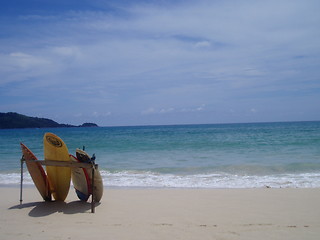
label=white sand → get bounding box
[1,187,320,240]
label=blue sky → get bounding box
[0,0,319,126]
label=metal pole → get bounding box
[20,157,24,205]
[91,164,95,213]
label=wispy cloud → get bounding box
[142,104,205,115]
[0,0,319,125]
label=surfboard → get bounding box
[20,143,52,201]
[76,149,103,202]
[70,154,91,201]
[43,133,71,201]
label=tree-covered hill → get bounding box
[0,112,98,129]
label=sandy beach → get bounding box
[1,187,319,240]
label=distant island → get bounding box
[0,112,98,129]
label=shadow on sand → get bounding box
[9,200,101,217]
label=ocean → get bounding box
[1,121,320,188]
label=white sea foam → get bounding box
[2,171,320,188]
[102,171,320,188]
[0,172,33,185]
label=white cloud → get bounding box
[1,0,319,125]
[141,107,175,115]
[8,52,50,69]
[0,52,55,86]
[52,46,82,58]
[141,107,156,115]
[194,41,211,48]
[93,111,111,117]
[142,105,205,115]
[159,108,175,114]
[181,104,206,113]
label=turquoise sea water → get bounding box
[1,121,320,188]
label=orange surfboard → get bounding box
[20,143,51,201]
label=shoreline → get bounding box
[1,187,320,240]
[3,182,320,189]
[3,170,320,189]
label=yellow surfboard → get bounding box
[20,143,51,201]
[76,149,103,202]
[44,133,71,201]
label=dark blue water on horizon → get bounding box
[1,121,320,188]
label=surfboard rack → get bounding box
[20,156,98,213]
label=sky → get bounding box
[0,0,319,126]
